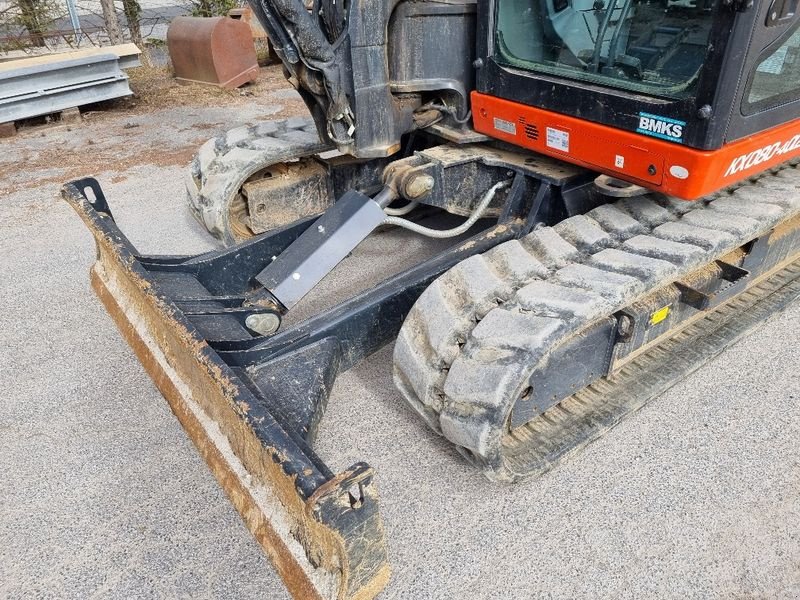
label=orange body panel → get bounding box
[472,92,800,200]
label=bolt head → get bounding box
[697,105,713,120]
[245,313,281,335]
[404,174,435,199]
[617,314,634,337]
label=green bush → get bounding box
[0,0,65,51]
[190,0,239,18]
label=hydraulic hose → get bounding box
[421,102,473,124]
[382,180,511,239]
[384,201,419,216]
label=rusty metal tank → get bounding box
[227,6,268,40]
[167,16,259,89]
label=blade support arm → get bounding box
[249,189,390,312]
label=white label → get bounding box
[615,155,625,169]
[493,117,516,135]
[669,165,690,180]
[724,133,800,177]
[546,127,569,152]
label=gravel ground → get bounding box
[1,95,799,599]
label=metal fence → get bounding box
[0,0,190,52]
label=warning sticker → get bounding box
[649,305,671,326]
[546,127,569,152]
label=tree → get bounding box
[99,0,123,44]
[121,0,143,49]
[1,0,62,50]
[15,0,45,46]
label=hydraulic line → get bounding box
[384,201,420,216]
[382,180,511,239]
[422,102,473,124]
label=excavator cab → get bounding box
[474,0,800,197]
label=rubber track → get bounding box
[501,259,800,477]
[186,116,332,245]
[393,163,800,481]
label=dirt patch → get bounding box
[1,62,312,196]
[191,122,225,131]
[126,63,309,119]
[0,140,204,196]
[128,64,246,110]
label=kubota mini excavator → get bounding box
[63,0,800,597]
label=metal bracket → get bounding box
[675,260,751,311]
[72,177,113,218]
[249,189,388,312]
[594,174,649,198]
[766,0,798,25]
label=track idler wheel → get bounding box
[186,117,334,245]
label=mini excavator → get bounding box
[63,1,800,597]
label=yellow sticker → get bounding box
[650,305,671,326]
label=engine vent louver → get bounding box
[518,116,539,141]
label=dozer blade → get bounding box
[62,179,391,600]
[62,174,531,599]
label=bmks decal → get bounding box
[637,112,686,143]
